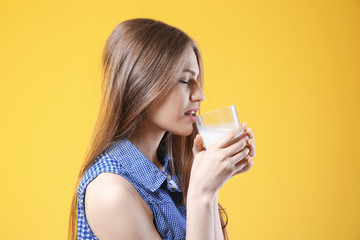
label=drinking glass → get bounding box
[195,105,240,149]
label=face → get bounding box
[148,45,205,136]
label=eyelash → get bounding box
[179,80,189,85]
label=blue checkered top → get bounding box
[77,138,186,240]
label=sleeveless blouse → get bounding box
[77,138,186,240]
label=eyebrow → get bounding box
[183,69,199,77]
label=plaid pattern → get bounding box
[77,138,186,240]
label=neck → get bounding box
[129,120,166,171]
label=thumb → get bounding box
[193,134,205,155]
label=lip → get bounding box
[184,107,199,123]
[184,107,200,115]
[186,114,197,122]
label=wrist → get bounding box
[187,187,218,205]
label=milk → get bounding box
[198,127,233,149]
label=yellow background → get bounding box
[1,0,359,239]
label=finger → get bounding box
[196,134,205,152]
[232,157,253,177]
[223,135,249,157]
[212,127,245,149]
[246,127,254,141]
[193,134,204,155]
[228,146,250,166]
[227,129,249,146]
[192,135,198,154]
[247,138,256,158]
[232,158,249,172]
[242,123,254,142]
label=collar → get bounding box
[158,143,181,192]
[105,138,168,192]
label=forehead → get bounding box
[182,45,199,77]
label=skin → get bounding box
[85,45,256,240]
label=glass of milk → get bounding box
[195,105,240,149]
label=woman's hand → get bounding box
[232,122,256,176]
[186,123,255,240]
[189,123,255,197]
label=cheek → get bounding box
[165,88,187,114]
[150,86,190,134]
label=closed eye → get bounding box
[179,80,189,85]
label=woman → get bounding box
[69,18,256,240]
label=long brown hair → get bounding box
[68,18,228,239]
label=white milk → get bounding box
[198,127,233,149]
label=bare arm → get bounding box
[84,173,162,240]
[186,190,216,240]
[186,189,223,240]
[214,195,225,240]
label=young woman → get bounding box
[69,18,256,240]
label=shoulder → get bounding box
[84,173,161,240]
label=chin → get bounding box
[183,129,194,136]
[170,124,194,137]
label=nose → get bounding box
[190,82,205,102]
